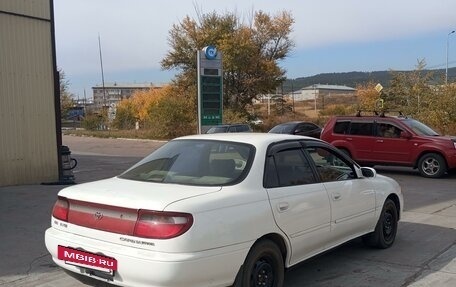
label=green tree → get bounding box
[59,68,74,119]
[272,95,292,115]
[383,60,435,115]
[425,84,456,134]
[381,59,456,134]
[161,10,294,114]
[82,112,106,131]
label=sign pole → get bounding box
[197,50,202,134]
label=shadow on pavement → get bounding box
[1,154,455,287]
[285,222,456,287]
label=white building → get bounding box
[92,82,163,109]
[288,84,356,101]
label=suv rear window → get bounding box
[333,120,373,136]
[334,121,350,134]
[350,122,373,136]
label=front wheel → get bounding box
[363,199,398,249]
[234,239,284,287]
[418,153,446,178]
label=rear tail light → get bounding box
[134,210,193,239]
[51,198,193,239]
[52,197,69,221]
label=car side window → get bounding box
[308,123,319,130]
[266,149,316,187]
[305,147,355,182]
[333,121,350,134]
[377,123,402,138]
[298,123,313,132]
[349,122,373,136]
[264,156,279,188]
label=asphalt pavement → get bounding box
[0,135,455,287]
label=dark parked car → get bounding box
[206,124,252,134]
[269,121,322,138]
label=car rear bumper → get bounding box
[45,227,248,287]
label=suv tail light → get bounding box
[134,210,193,239]
[52,197,69,221]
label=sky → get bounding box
[53,0,456,98]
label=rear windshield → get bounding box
[269,124,294,134]
[206,127,228,133]
[119,140,255,186]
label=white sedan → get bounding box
[45,133,403,287]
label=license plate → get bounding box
[58,246,117,272]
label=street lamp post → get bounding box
[446,30,455,84]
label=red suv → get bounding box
[320,114,456,178]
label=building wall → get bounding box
[92,84,161,109]
[293,88,356,102]
[0,0,58,186]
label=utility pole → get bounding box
[98,34,107,109]
[446,30,455,84]
[291,79,295,112]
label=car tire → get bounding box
[418,153,447,178]
[233,239,284,287]
[363,199,398,249]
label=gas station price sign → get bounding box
[197,46,223,132]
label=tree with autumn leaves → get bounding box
[161,10,294,114]
[113,85,196,138]
[113,10,456,137]
[113,9,295,137]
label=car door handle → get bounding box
[332,193,341,201]
[346,137,353,141]
[376,139,384,143]
[277,202,289,212]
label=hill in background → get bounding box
[281,67,456,92]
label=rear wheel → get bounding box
[363,199,398,249]
[418,153,446,178]
[234,239,284,287]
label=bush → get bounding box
[112,101,137,130]
[82,114,105,131]
[147,95,196,139]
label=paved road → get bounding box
[0,135,455,287]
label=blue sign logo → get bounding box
[203,46,217,60]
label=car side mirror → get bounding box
[361,167,377,178]
[400,131,412,139]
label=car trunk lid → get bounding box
[54,177,220,241]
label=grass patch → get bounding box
[62,129,171,140]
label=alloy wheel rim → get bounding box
[422,158,440,176]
